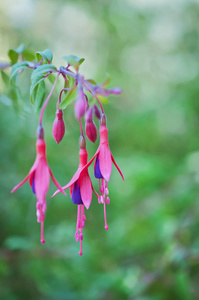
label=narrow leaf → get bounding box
[62,55,85,70]
[86,79,97,85]
[31,80,45,109]
[10,62,29,80]
[1,70,10,86]
[59,86,77,109]
[97,95,109,104]
[31,64,57,80]
[36,49,53,63]
[30,74,45,96]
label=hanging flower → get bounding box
[11,126,66,244]
[52,135,97,255]
[85,114,124,230]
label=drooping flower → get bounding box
[11,126,66,244]
[52,135,97,255]
[85,114,124,230]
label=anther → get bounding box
[106,197,110,205]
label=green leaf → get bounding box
[1,70,10,86]
[15,44,25,54]
[22,49,35,61]
[0,94,12,106]
[8,44,25,65]
[31,80,45,109]
[86,79,97,85]
[30,74,45,97]
[68,75,75,88]
[8,50,19,65]
[97,95,109,104]
[47,73,56,84]
[36,49,53,63]
[62,55,85,70]
[59,85,77,109]
[103,73,111,87]
[31,64,57,80]
[10,61,29,80]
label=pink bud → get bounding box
[110,87,122,94]
[85,106,93,123]
[93,104,101,119]
[85,120,97,143]
[75,97,86,119]
[52,109,65,144]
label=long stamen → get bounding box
[40,221,45,244]
[75,205,81,242]
[103,180,108,230]
[79,204,84,256]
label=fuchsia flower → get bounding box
[53,135,97,256]
[86,114,124,230]
[11,126,66,244]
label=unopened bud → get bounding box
[93,104,101,119]
[85,106,93,123]
[85,120,97,143]
[75,95,86,119]
[37,125,44,139]
[79,135,86,149]
[100,114,106,126]
[52,109,65,144]
[110,87,122,94]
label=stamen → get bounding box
[40,221,45,244]
[103,179,108,230]
[104,201,108,231]
[75,205,81,242]
[79,204,84,256]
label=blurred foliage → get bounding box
[1,0,199,299]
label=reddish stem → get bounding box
[95,96,104,113]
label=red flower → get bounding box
[86,114,124,230]
[52,136,97,256]
[11,127,66,244]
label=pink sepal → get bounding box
[99,145,112,182]
[49,168,67,196]
[34,159,50,201]
[11,173,30,193]
[79,170,92,209]
[111,154,124,181]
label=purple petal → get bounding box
[72,181,83,205]
[94,155,103,179]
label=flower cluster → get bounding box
[10,50,124,255]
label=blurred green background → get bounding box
[1,0,199,299]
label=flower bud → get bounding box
[75,91,86,119]
[85,120,97,143]
[85,106,93,123]
[93,104,101,119]
[37,125,44,139]
[52,109,65,144]
[79,135,86,149]
[100,113,106,126]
